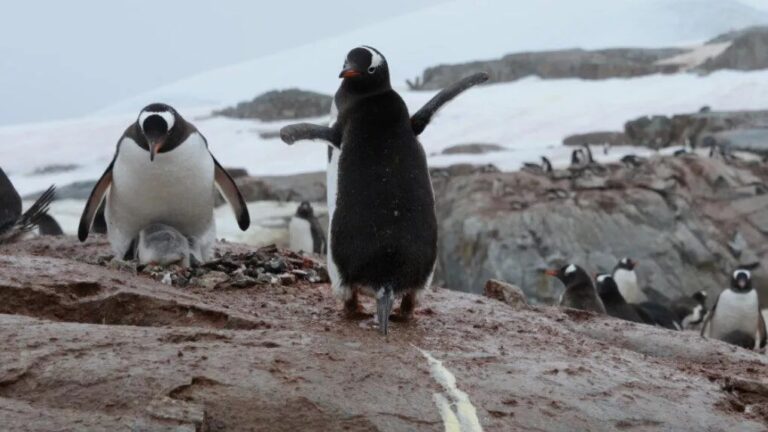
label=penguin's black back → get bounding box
[0,168,21,234]
[561,282,606,314]
[635,301,680,330]
[332,90,437,291]
[601,293,645,324]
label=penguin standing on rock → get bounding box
[612,258,648,303]
[78,103,250,263]
[280,46,488,335]
[595,273,645,323]
[545,264,606,314]
[289,201,326,254]
[0,167,57,244]
[701,269,766,349]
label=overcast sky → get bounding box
[0,0,446,125]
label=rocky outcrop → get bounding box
[233,171,326,203]
[213,89,332,121]
[623,109,768,152]
[1,236,768,431]
[562,131,630,147]
[417,48,685,90]
[699,26,768,73]
[433,156,768,304]
[440,143,505,155]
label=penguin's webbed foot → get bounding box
[343,290,372,320]
[392,291,417,322]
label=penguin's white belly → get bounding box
[326,101,345,298]
[710,289,759,339]
[613,269,647,303]
[107,135,215,257]
[289,217,314,253]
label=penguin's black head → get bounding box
[138,103,182,162]
[545,264,591,286]
[731,269,752,292]
[339,46,390,93]
[296,201,314,219]
[595,274,621,298]
[616,257,638,271]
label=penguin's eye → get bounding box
[368,66,377,74]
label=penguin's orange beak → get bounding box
[149,138,166,162]
[544,269,559,277]
[339,67,361,79]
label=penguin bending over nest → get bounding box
[545,264,606,314]
[280,46,488,335]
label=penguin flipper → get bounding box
[757,307,767,349]
[78,160,114,242]
[410,72,489,136]
[212,157,250,231]
[279,123,341,148]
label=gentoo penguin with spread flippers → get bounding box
[595,274,645,323]
[78,103,250,263]
[701,269,766,349]
[0,167,57,244]
[289,201,326,254]
[280,47,487,335]
[137,223,192,267]
[612,257,648,303]
[546,264,606,314]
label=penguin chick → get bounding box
[546,264,606,314]
[289,201,326,254]
[595,274,645,323]
[701,269,766,350]
[137,223,192,267]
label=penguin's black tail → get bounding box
[17,185,56,233]
[376,285,395,336]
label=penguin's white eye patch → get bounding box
[596,275,608,283]
[139,111,175,132]
[733,269,751,279]
[565,264,576,275]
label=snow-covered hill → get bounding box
[2,0,768,239]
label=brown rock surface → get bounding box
[1,237,768,431]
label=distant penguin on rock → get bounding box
[0,167,57,244]
[546,264,606,314]
[612,258,648,303]
[595,273,645,323]
[701,269,766,349]
[137,223,192,267]
[78,103,250,263]
[280,46,487,335]
[289,201,326,254]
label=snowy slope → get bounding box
[2,0,768,240]
[96,0,768,115]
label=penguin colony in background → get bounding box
[3,46,762,346]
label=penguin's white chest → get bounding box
[711,289,759,338]
[108,134,215,240]
[613,269,646,303]
[289,216,314,253]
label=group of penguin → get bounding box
[546,260,767,350]
[0,46,487,336]
[4,45,764,345]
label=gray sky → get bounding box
[0,0,445,125]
